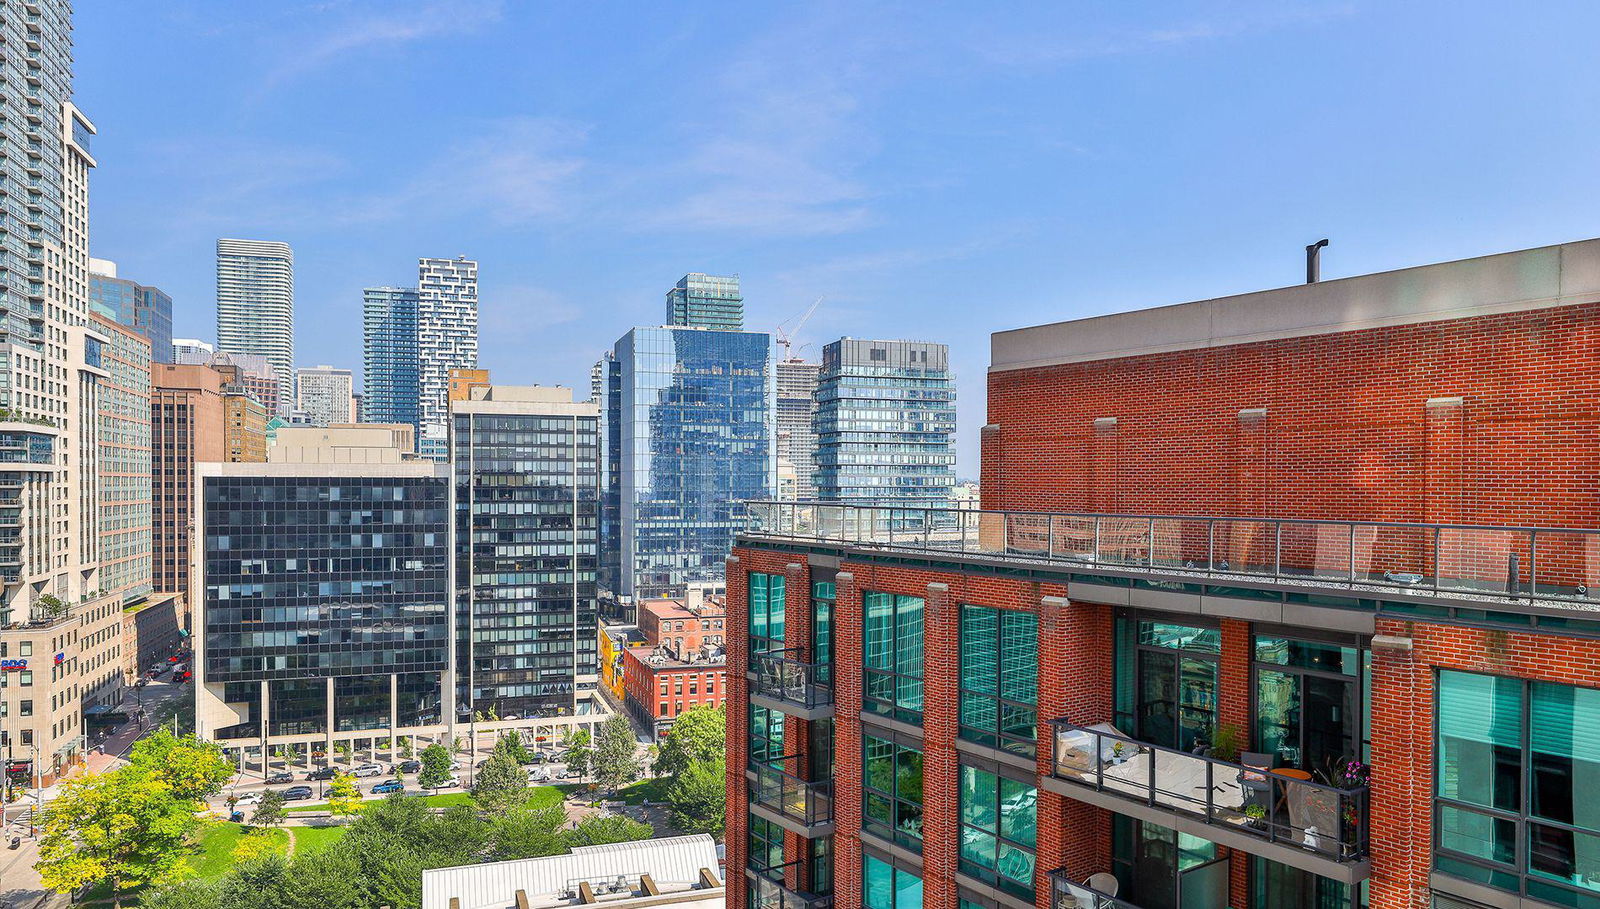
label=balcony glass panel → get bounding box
[1050,719,1370,863]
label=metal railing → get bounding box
[745,501,1600,607]
[749,758,834,828]
[747,861,833,909]
[749,647,833,711]
[1047,871,1143,909]
[1049,719,1369,863]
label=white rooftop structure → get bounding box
[421,834,725,909]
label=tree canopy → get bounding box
[593,715,641,793]
[665,759,726,840]
[653,704,725,778]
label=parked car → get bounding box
[371,780,405,795]
[233,791,265,807]
[528,752,548,764]
[265,771,293,785]
[306,766,338,782]
[282,786,313,801]
[393,760,422,774]
[352,763,384,778]
[229,810,246,823]
[526,767,550,782]
[423,773,461,790]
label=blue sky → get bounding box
[77,1,1600,474]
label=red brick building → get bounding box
[622,591,729,740]
[729,238,1600,909]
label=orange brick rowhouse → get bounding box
[729,238,1600,909]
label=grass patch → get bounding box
[616,777,671,805]
[289,824,347,856]
[285,786,563,814]
[186,823,289,880]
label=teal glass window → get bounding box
[863,591,924,723]
[813,580,834,684]
[1435,671,1600,907]
[749,815,784,872]
[958,764,1037,899]
[959,605,1038,757]
[864,854,923,909]
[750,703,785,768]
[750,572,786,651]
[863,734,924,850]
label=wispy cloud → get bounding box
[964,4,1355,67]
[260,0,504,93]
[640,7,898,237]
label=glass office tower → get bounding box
[194,461,452,749]
[362,286,420,432]
[603,326,774,599]
[667,273,744,330]
[453,387,599,719]
[814,338,956,510]
[89,266,174,364]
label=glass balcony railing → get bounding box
[1049,720,1370,864]
[749,759,834,829]
[748,861,833,909]
[749,646,833,712]
[744,501,1600,608]
[1047,871,1144,909]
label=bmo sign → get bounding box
[0,658,26,671]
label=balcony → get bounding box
[747,759,834,836]
[1047,871,1146,909]
[744,501,1600,612]
[748,646,833,719]
[1046,720,1369,881]
[747,862,832,909]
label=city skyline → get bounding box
[76,3,1600,476]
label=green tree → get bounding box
[488,805,568,860]
[126,728,234,802]
[562,729,593,779]
[494,731,532,765]
[251,789,288,829]
[398,736,414,759]
[565,813,653,847]
[33,768,201,908]
[471,749,527,814]
[326,772,364,819]
[282,841,367,909]
[418,743,453,789]
[140,879,223,909]
[653,704,725,778]
[593,715,641,794]
[666,759,726,839]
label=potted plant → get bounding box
[1209,723,1244,764]
[1111,741,1128,765]
[1244,803,1267,829]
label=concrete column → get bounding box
[259,679,270,770]
[389,673,399,740]
[325,676,335,757]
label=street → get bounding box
[0,671,189,909]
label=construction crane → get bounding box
[776,297,823,359]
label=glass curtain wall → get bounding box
[959,605,1038,758]
[864,592,924,723]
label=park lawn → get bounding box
[186,822,289,880]
[288,824,347,856]
[616,777,671,805]
[285,786,562,814]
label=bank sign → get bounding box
[0,658,26,671]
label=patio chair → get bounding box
[1238,751,1275,811]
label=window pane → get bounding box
[999,611,1037,703]
[894,596,924,680]
[1000,778,1038,849]
[1438,803,1516,866]
[1439,670,1524,811]
[769,575,785,642]
[864,593,894,670]
[961,826,997,872]
[865,736,894,792]
[962,606,997,695]
[998,841,1036,889]
[1532,681,1600,830]
[894,867,923,909]
[864,855,894,909]
[1528,822,1600,898]
[960,765,997,828]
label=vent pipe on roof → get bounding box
[1306,238,1330,284]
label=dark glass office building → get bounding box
[601,325,774,599]
[194,461,453,751]
[89,269,174,364]
[453,387,599,719]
